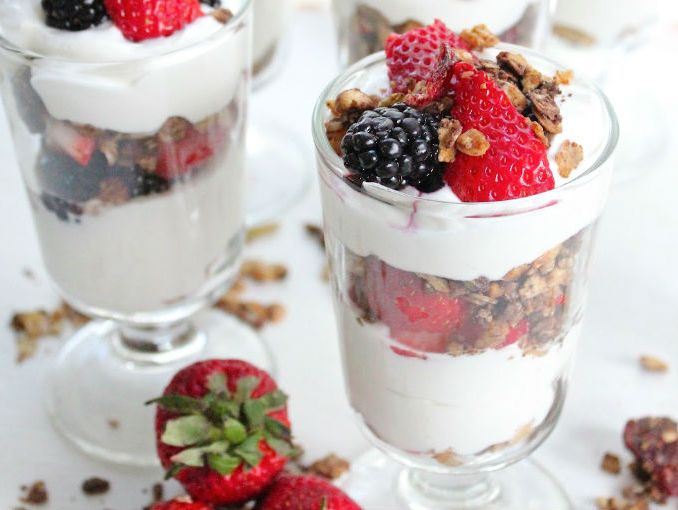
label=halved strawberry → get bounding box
[45,120,96,166]
[385,20,470,94]
[156,123,225,179]
[104,0,203,42]
[364,257,466,354]
[445,62,555,202]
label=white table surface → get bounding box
[1,7,677,510]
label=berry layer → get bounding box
[0,1,246,133]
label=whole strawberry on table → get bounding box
[148,359,362,510]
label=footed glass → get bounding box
[312,50,618,508]
[332,0,555,67]
[0,0,274,466]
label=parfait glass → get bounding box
[246,0,311,225]
[332,0,555,67]
[312,49,618,508]
[0,0,274,466]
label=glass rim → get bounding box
[312,44,620,210]
[0,0,253,65]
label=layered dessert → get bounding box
[0,0,249,316]
[332,0,550,66]
[316,21,615,467]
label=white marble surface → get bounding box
[1,7,677,510]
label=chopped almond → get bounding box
[460,24,499,50]
[639,355,669,373]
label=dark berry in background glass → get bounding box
[200,0,222,6]
[42,0,108,31]
[341,104,445,192]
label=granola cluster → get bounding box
[347,228,589,356]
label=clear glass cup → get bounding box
[246,0,311,226]
[312,49,618,508]
[0,0,274,466]
[546,0,664,183]
[332,0,555,67]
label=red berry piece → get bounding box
[151,497,213,510]
[255,474,361,510]
[150,360,294,506]
[104,0,203,42]
[445,62,554,202]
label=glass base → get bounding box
[45,310,274,466]
[246,122,311,226]
[340,450,573,510]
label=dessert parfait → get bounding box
[0,0,249,319]
[332,0,552,66]
[314,18,617,487]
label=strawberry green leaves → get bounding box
[162,415,215,447]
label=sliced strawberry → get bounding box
[445,62,555,202]
[45,120,96,167]
[364,257,466,354]
[385,19,470,94]
[403,45,456,107]
[156,123,225,179]
[104,0,203,42]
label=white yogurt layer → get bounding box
[338,302,579,457]
[0,0,247,133]
[320,49,614,281]
[32,147,245,315]
[337,0,529,36]
[252,0,292,67]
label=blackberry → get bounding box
[200,0,222,6]
[42,0,108,31]
[37,149,109,203]
[341,103,445,192]
[130,171,170,198]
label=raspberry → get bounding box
[104,0,203,42]
[341,103,445,192]
[41,0,108,31]
[445,62,555,202]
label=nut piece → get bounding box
[530,121,549,147]
[240,260,288,282]
[81,477,110,496]
[528,88,563,134]
[601,453,622,475]
[433,448,462,467]
[639,355,669,373]
[555,140,584,178]
[328,89,378,116]
[555,69,574,85]
[21,481,48,505]
[460,24,499,50]
[500,81,528,112]
[496,51,530,77]
[455,129,490,157]
[522,68,544,93]
[437,118,462,163]
[308,454,350,480]
[211,8,233,24]
[246,223,279,243]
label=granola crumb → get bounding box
[595,497,649,510]
[639,355,669,373]
[82,477,110,496]
[246,223,279,243]
[210,8,233,24]
[240,260,288,282]
[266,304,286,323]
[433,448,461,466]
[437,118,462,163]
[99,177,130,205]
[455,129,490,157]
[152,483,164,503]
[555,140,584,178]
[555,69,574,85]
[20,481,48,505]
[328,89,378,116]
[460,24,499,50]
[308,454,350,481]
[305,223,326,250]
[107,419,120,430]
[530,121,549,147]
[601,453,622,475]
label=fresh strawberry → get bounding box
[104,0,203,42]
[385,19,469,94]
[364,257,466,354]
[149,360,294,506]
[151,497,213,510]
[445,62,554,202]
[255,474,361,510]
[156,122,225,179]
[45,120,96,166]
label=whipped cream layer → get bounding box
[32,148,245,315]
[336,0,530,36]
[252,0,291,67]
[0,0,247,133]
[338,303,579,457]
[319,49,613,281]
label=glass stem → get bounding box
[399,468,500,509]
[112,320,205,365]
